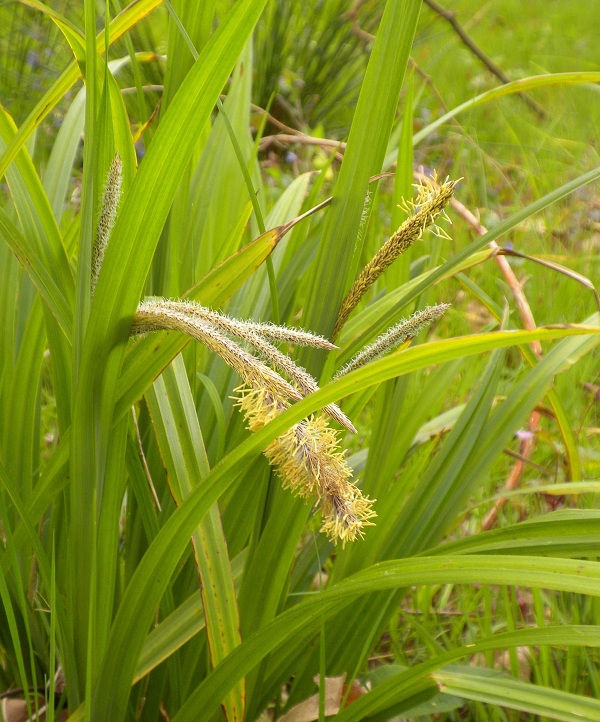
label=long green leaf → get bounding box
[86,2,269,719]
[302,0,421,353]
[335,626,600,722]
[413,71,600,147]
[433,666,600,722]
[173,556,600,720]
[146,357,243,722]
[432,510,600,558]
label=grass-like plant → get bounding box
[0,1,599,721]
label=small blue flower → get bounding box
[26,50,40,69]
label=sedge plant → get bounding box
[0,1,600,721]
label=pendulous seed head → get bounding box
[235,385,376,545]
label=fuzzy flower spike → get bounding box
[235,386,376,545]
[93,156,372,544]
[335,303,450,379]
[132,303,373,543]
[91,153,122,298]
[334,174,458,338]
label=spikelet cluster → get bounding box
[334,175,457,338]
[335,304,450,379]
[133,299,355,433]
[235,386,376,545]
[132,302,374,543]
[130,299,373,543]
[91,153,122,298]
[87,162,456,549]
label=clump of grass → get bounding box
[3,4,600,719]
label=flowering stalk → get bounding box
[236,386,376,545]
[164,300,338,350]
[133,301,303,403]
[91,153,122,298]
[134,299,356,432]
[89,163,383,544]
[133,302,372,543]
[334,175,457,338]
[335,304,450,379]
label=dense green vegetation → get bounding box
[0,1,599,720]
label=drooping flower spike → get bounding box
[92,154,456,545]
[235,386,376,545]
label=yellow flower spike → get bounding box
[334,175,458,339]
[234,385,376,545]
